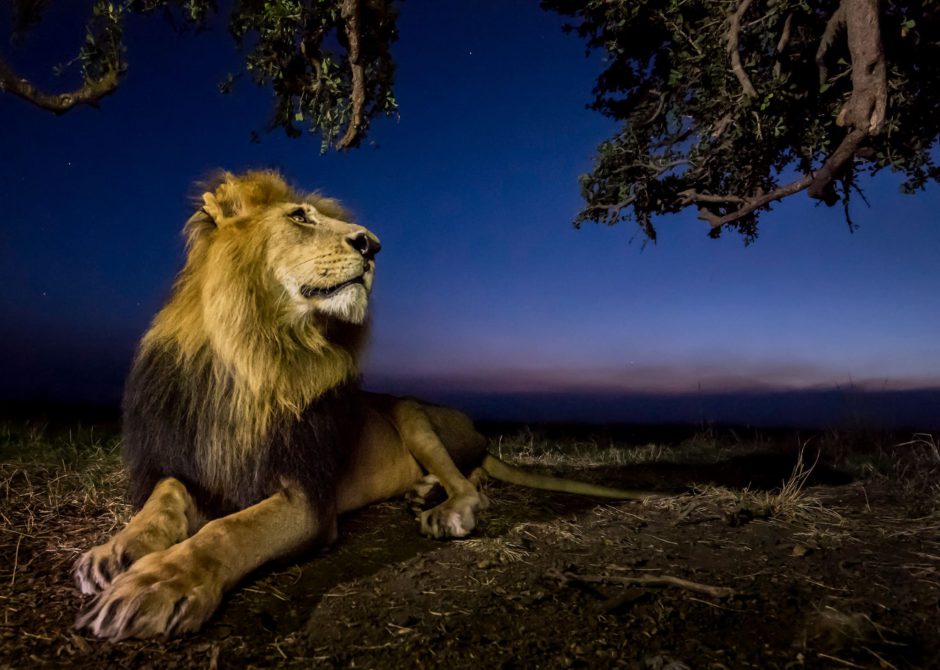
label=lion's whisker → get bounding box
[287,257,320,274]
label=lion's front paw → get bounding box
[73,527,177,595]
[419,491,489,539]
[76,546,222,640]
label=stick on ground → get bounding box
[550,568,736,599]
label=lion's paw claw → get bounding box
[419,493,484,539]
[72,544,130,595]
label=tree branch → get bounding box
[773,13,793,78]
[836,0,887,134]
[809,0,887,200]
[727,0,757,98]
[678,190,747,206]
[585,197,637,213]
[681,174,814,228]
[336,0,366,150]
[807,128,867,199]
[612,158,688,175]
[816,4,846,85]
[776,13,793,54]
[0,57,120,114]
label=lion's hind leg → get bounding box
[393,400,488,539]
[73,477,197,595]
[405,474,443,517]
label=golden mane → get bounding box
[126,170,366,506]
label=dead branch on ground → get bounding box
[549,568,736,599]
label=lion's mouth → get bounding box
[299,275,365,299]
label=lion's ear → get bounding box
[200,192,225,225]
[183,192,224,241]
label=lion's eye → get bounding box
[289,208,309,224]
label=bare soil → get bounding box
[1,425,939,669]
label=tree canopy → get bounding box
[543,0,940,241]
[3,1,938,240]
[1,0,397,151]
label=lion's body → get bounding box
[122,172,369,518]
[73,171,656,641]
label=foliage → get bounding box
[1,0,398,151]
[542,0,940,241]
[5,1,940,237]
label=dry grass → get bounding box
[858,432,940,517]
[458,537,529,564]
[718,446,820,517]
[892,433,940,464]
[490,426,765,470]
[0,422,129,585]
[669,445,845,527]
[493,430,675,468]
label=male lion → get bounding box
[73,170,657,640]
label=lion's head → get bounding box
[187,170,380,327]
[136,171,380,483]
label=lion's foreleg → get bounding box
[73,477,197,595]
[392,400,487,538]
[77,485,325,640]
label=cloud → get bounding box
[365,358,940,396]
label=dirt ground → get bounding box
[1,424,939,669]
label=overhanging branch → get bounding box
[680,175,813,228]
[727,0,757,98]
[808,127,867,199]
[691,0,889,219]
[835,0,887,135]
[0,58,120,114]
[335,0,366,150]
[809,0,887,200]
[815,4,846,85]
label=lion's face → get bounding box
[189,172,381,327]
[262,201,381,325]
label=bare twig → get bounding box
[727,0,758,98]
[678,189,747,206]
[0,58,120,114]
[336,0,366,150]
[637,92,667,128]
[612,158,688,175]
[773,13,793,78]
[710,113,733,140]
[652,125,696,150]
[817,652,866,669]
[584,197,637,214]
[776,13,794,54]
[549,568,736,599]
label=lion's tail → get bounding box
[480,455,666,500]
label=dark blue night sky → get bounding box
[2,1,939,427]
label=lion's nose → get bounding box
[346,232,381,259]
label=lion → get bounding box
[72,170,659,640]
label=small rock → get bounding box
[791,544,811,557]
